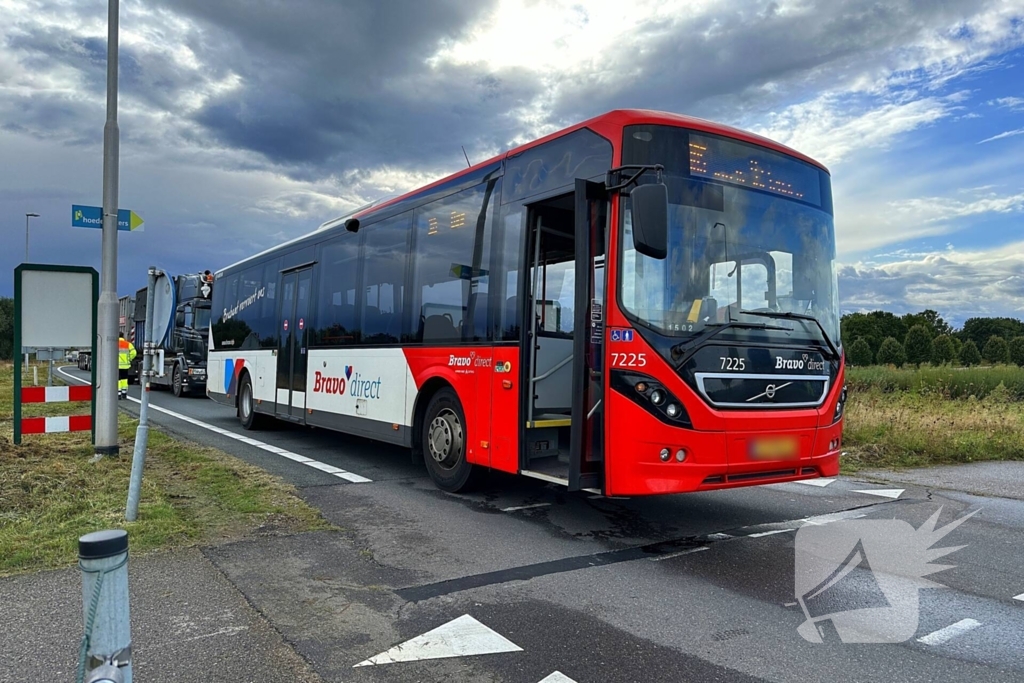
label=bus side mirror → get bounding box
[630,183,668,259]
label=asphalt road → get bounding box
[58,366,1024,682]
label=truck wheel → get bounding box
[238,374,264,430]
[422,388,478,492]
[172,365,190,397]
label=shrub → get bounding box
[983,335,1009,365]
[876,337,906,368]
[931,335,956,366]
[960,339,982,366]
[849,338,873,366]
[951,336,963,359]
[904,325,932,367]
[1009,337,1024,367]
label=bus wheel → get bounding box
[238,374,263,430]
[422,388,476,492]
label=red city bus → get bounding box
[207,109,844,496]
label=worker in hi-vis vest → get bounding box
[118,335,137,399]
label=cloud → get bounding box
[978,127,1024,143]
[989,96,1024,110]
[839,241,1024,325]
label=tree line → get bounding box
[0,297,13,360]
[841,310,1024,367]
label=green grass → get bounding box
[846,364,1024,400]
[0,362,331,576]
[842,379,1024,471]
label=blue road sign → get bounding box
[71,205,144,231]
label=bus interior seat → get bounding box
[423,314,459,342]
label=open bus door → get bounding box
[569,179,608,492]
[520,180,608,492]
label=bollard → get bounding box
[79,530,132,683]
[32,365,38,386]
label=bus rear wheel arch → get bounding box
[419,385,478,492]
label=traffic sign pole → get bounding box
[95,0,121,458]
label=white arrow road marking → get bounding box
[353,614,522,667]
[538,672,578,683]
[55,366,371,483]
[795,478,836,487]
[917,618,982,646]
[853,488,904,499]
[1013,593,1024,602]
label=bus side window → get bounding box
[361,214,410,345]
[316,237,359,346]
[413,184,492,343]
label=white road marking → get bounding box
[706,532,733,540]
[650,546,709,562]
[538,673,578,683]
[916,618,982,646]
[747,528,795,538]
[1013,593,1024,602]
[353,614,522,667]
[795,477,836,487]
[501,503,551,512]
[55,366,372,484]
[853,488,904,499]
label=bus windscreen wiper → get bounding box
[738,310,840,360]
[671,320,788,367]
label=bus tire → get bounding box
[422,387,477,492]
[238,373,264,430]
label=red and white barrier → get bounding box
[21,385,92,404]
[19,385,93,435]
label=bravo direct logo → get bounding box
[775,353,826,372]
[313,366,382,399]
[449,351,492,373]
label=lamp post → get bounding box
[25,212,39,262]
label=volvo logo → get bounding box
[747,381,794,403]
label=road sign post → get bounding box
[96,0,121,458]
[72,205,144,232]
[126,267,160,522]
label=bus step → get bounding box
[526,414,571,428]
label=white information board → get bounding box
[20,269,94,348]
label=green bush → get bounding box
[931,335,956,365]
[876,337,906,368]
[904,325,932,367]
[1010,337,1024,367]
[0,297,13,361]
[960,339,982,366]
[984,335,1010,364]
[848,338,873,366]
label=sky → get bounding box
[1,0,1022,328]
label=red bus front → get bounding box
[593,123,844,495]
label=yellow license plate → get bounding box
[748,436,799,460]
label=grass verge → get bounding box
[0,362,331,576]
[842,386,1024,471]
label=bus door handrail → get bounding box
[531,353,573,384]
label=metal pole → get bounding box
[126,268,157,522]
[24,212,39,263]
[78,529,132,683]
[47,348,53,386]
[95,0,121,457]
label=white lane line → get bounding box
[650,546,709,562]
[707,532,733,540]
[747,528,795,538]
[1013,593,1024,602]
[55,366,371,484]
[916,618,982,646]
[501,503,551,512]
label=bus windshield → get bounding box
[619,132,840,347]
